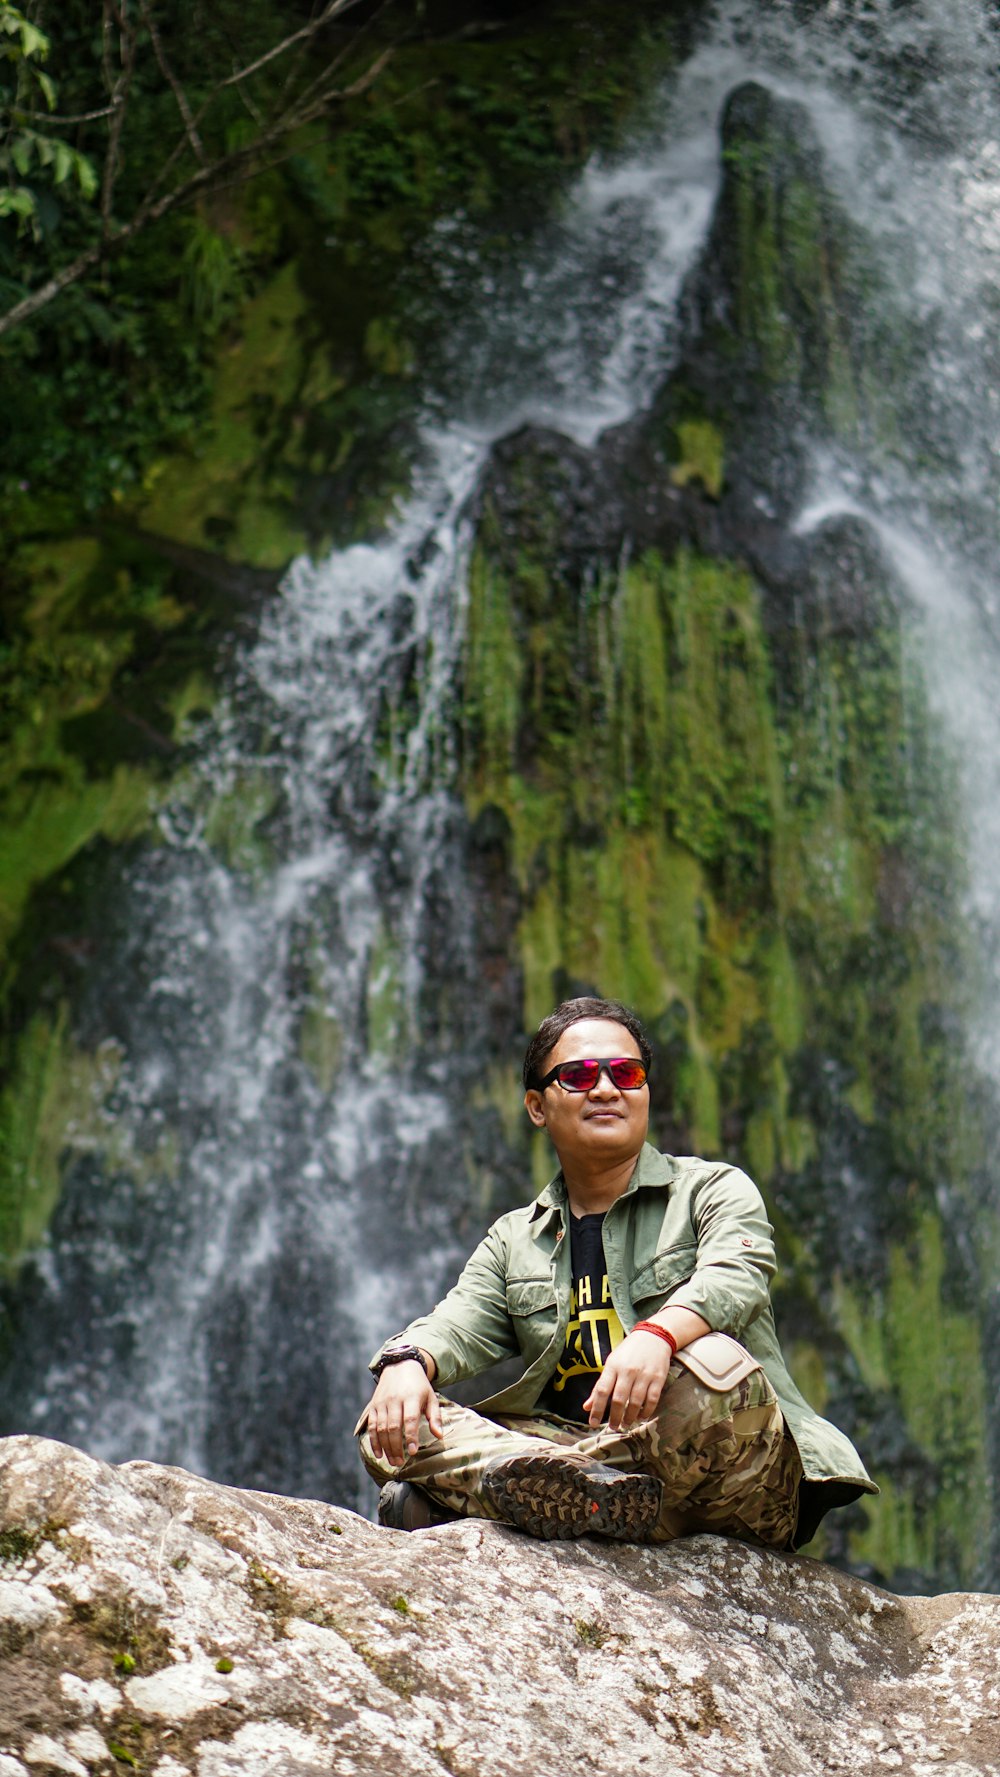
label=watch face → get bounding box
[376,1344,423,1375]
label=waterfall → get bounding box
[6,0,1000,1541]
[2,72,728,1509]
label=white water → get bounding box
[16,0,1000,1510]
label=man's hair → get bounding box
[522,997,652,1089]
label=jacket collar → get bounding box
[528,1141,676,1231]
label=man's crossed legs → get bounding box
[359,1361,802,1547]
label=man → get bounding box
[358,996,875,1545]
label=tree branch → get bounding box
[20,103,118,126]
[0,44,394,341]
[100,0,139,241]
[0,246,105,339]
[219,0,370,90]
[138,0,206,166]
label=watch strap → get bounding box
[372,1343,430,1379]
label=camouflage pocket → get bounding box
[675,1332,762,1392]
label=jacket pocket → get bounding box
[505,1277,558,1360]
[629,1242,698,1307]
[505,1277,558,1317]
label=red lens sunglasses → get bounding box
[533,1057,649,1093]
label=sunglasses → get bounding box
[533,1057,649,1093]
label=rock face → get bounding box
[1,1437,998,1777]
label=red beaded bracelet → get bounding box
[632,1320,678,1356]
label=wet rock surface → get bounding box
[0,1435,998,1777]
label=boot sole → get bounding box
[481,1453,661,1542]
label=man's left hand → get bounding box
[582,1330,673,1431]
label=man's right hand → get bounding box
[366,1359,443,1468]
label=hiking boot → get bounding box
[480,1450,661,1542]
[377,1480,457,1531]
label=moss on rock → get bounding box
[461,462,992,1588]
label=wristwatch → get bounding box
[372,1342,430,1379]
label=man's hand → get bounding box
[366,1360,443,1468]
[582,1330,674,1431]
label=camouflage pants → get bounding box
[358,1362,803,1547]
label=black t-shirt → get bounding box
[537,1211,626,1423]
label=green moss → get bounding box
[884,1217,986,1473]
[463,545,783,1089]
[200,770,280,880]
[669,418,725,499]
[744,1107,776,1185]
[723,129,845,400]
[464,542,778,879]
[687,1047,721,1154]
[462,550,523,795]
[71,1592,173,1674]
[0,1522,65,1565]
[708,88,917,458]
[0,766,151,952]
[830,1219,989,1583]
[245,1556,299,1629]
[0,528,232,1021]
[0,999,183,1268]
[783,1342,828,1416]
[0,575,232,1258]
[366,922,408,1062]
[168,672,218,741]
[135,262,314,565]
[300,999,344,1097]
[471,1065,531,1153]
[0,1011,121,1265]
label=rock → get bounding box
[0,1438,998,1775]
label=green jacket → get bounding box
[377,1144,876,1537]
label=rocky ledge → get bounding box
[0,1436,997,1777]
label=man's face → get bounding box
[523,1018,649,1167]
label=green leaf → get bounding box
[18,20,49,61]
[10,132,32,174]
[53,140,71,185]
[75,151,98,200]
[34,67,55,109]
[0,187,35,219]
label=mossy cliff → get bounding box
[662,80,927,517]
[458,84,997,1592]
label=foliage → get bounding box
[0,1,96,235]
[0,0,684,552]
[0,0,379,335]
[0,0,371,533]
